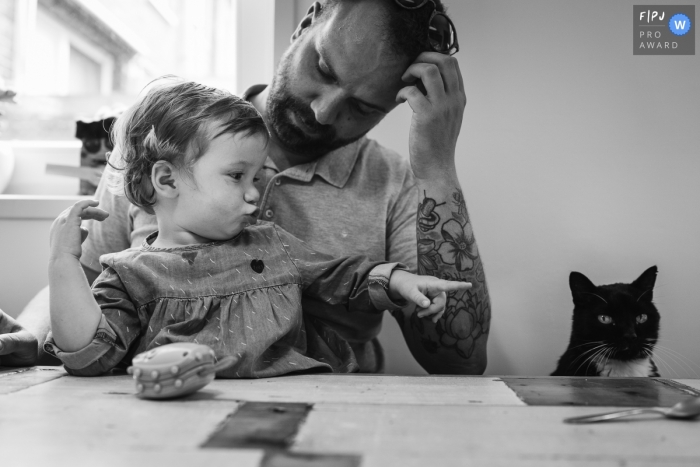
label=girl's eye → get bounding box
[229,173,243,181]
[253,176,260,183]
[598,315,613,324]
[636,314,648,324]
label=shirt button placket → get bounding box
[265,177,280,219]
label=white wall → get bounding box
[368,0,700,377]
[0,196,82,318]
[234,0,276,93]
[0,143,83,319]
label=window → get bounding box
[0,0,278,196]
[69,46,102,96]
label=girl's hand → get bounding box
[388,270,472,323]
[49,199,109,262]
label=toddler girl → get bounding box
[44,80,470,377]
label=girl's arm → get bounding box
[387,270,471,323]
[48,200,109,352]
[273,225,470,317]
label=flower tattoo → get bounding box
[437,289,489,359]
[410,188,491,364]
[437,218,477,271]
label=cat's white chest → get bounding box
[595,357,653,377]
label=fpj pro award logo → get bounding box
[634,5,694,55]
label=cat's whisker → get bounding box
[647,348,679,379]
[585,347,612,375]
[571,350,598,376]
[646,348,677,379]
[650,343,700,371]
[566,340,606,351]
[654,349,693,378]
[651,347,700,378]
[646,281,667,292]
[568,343,608,363]
[567,344,609,367]
[641,348,665,377]
[636,288,654,302]
[574,346,610,376]
[600,347,616,376]
[583,292,607,304]
[592,347,611,376]
[642,339,688,377]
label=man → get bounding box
[0,0,490,374]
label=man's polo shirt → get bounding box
[80,88,419,372]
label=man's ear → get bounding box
[151,160,178,199]
[291,2,322,43]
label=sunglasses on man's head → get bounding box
[394,0,459,56]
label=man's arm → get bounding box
[395,181,490,374]
[393,52,491,374]
[0,307,38,366]
[2,266,100,366]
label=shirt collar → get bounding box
[310,138,362,188]
[271,138,362,188]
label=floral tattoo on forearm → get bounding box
[404,188,491,360]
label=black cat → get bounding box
[552,266,660,377]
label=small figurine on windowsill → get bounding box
[75,114,117,195]
[0,88,15,104]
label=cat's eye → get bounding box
[597,315,613,324]
[636,314,648,324]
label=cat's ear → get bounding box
[569,271,597,303]
[632,266,658,301]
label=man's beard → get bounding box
[266,55,367,159]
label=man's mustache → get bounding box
[282,97,333,135]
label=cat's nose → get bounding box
[623,330,637,341]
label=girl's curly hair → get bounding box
[107,78,268,214]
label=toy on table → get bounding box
[127,343,236,400]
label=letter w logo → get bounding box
[674,20,686,29]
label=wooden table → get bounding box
[1,367,699,467]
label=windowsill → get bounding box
[1,140,84,197]
[0,195,86,219]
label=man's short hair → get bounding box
[321,0,449,61]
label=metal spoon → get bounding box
[564,396,700,424]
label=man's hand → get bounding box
[388,270,471,323]
[395,51,466,180]
[0,309,38,367]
